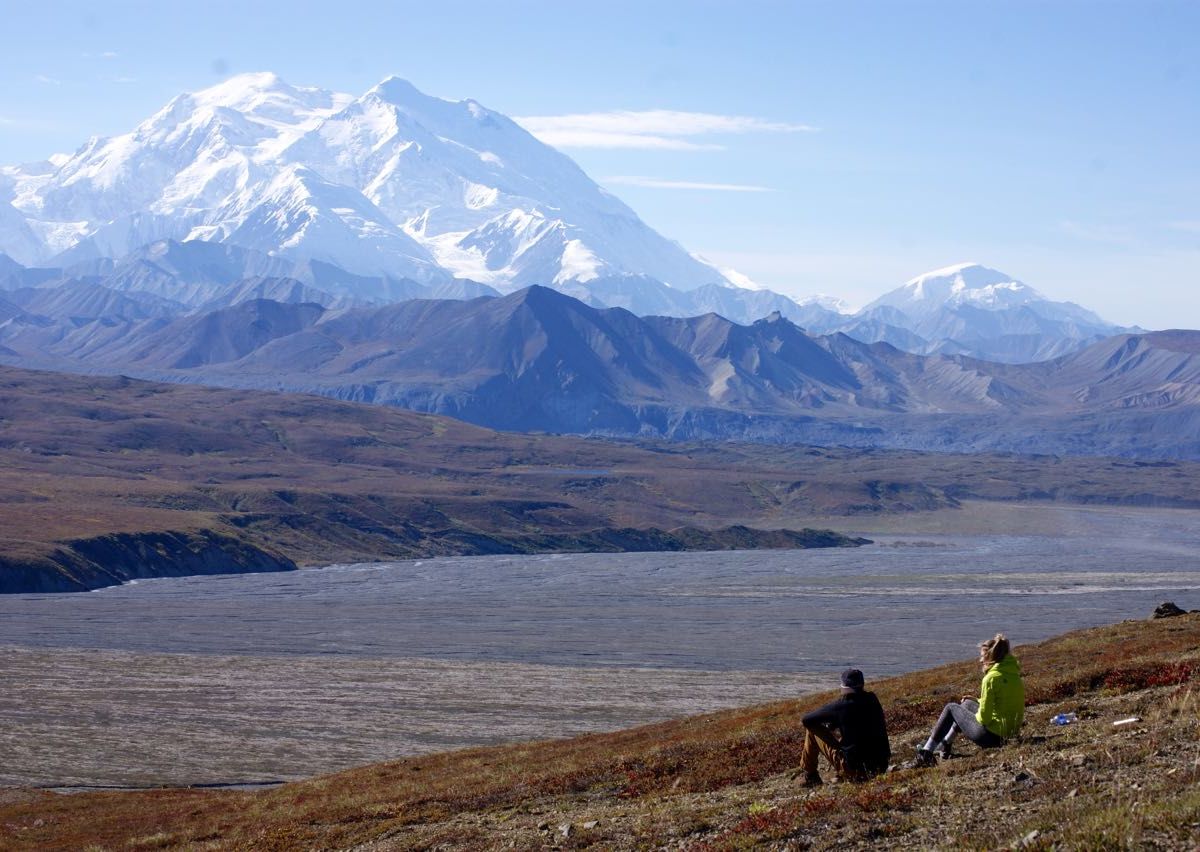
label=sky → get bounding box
[0,0,1197,327]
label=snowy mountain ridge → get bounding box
[859,261,1111,327]
[867,262,1084,317]
[0,72,730,293]
[0,73,1133,363]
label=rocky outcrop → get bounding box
[586,525,872,552]
[1152,601,1188,619]
[0,529,296,594]
[436,524,871,555]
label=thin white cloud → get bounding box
[113,76,138,84]
[101,51,119,59]
[542,132,722,151]
[515,109,816,150]
[34,74,61,85]
[604,175,773,192]
[1167,220,1200,235]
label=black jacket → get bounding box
[801,689,890,774]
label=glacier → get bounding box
[0,72,730,294]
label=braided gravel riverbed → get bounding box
[2,505,1198,787]
[0,647,820,788]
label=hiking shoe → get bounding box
[913,748,937,768]
[798,771,823,787]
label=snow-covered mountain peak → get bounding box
[796,293,852,314]
[189,72,349,117]
[912,260,987,281]
[369,75,439,106]
[908,262,1032,296]
[851,262,1118,351]
[867,262,1046,316]
[145,73,346,144]
[0,73,732,290]
[364,76,505,137]
[201,70,288,96]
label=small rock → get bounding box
[1153,601,1187,619]
[559,823,572,838]
[537,821,550,831]
[1070,754,1087,767]
[1067,787,1079,798]
[1016,829,1040,848]
[32,819,44,828]
[582,820,599,829]
[1012,770,1039,790]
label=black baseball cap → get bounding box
[841,668,865,690]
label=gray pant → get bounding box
[928,698,1004,750]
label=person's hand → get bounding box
[961,696,975,703]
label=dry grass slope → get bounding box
[6,364,1200,591]
[2,614,1197,850]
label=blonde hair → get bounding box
[979,633,1010,665]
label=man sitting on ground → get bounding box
[797,668,890,786]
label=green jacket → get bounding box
[976,654,1025,738]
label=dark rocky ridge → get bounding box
[2,286,1196,458]
[1,241,1132,364]
[0,529,296,593]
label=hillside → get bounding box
[5,364,1200,592]
[2,288,1198,457]
[2,613,1196,849]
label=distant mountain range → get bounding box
[0,73,1135,364]
[0,237,1132,365]
[1,282,1195,458]
[1,71,1184,457]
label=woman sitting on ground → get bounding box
[916,632,1025,765]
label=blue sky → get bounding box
[1,0,1197,327]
